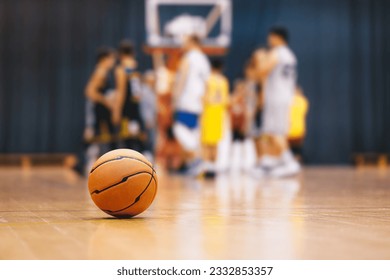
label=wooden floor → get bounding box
[0,166,389,260]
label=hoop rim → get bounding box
[143,45,228,56]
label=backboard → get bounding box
[145,0,232,48]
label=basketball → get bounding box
[87,149,157,218]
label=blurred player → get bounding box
[140,70,157,162]
[200,59,229,178]
[253,26,300,177]
[85,47,117,138]
[114,40,145,152]
[83,46,116,173]
[229,59,260,172]
[173,35,211,175]
[288,86,309,161]
[249,49,267,160]
[243,58,262,171]
[152,53,182,171]
[230,80,247,171]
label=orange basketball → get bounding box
[88,149,157,218]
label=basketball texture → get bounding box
[88,149,157,218]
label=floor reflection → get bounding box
[87,172,302,259]
[2,167,390,259]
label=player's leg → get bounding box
[289,137,304,162]
[210,145,218,162]
[143,127,155,163]
[250,134,272,177]
[252,100,300,177]
[201,144,211,176]
[173,122,201,174]
[173,112,203,175]
[258,136,283,169]
[122,101,146,153]
[267,136,300,177]
[203,145,218,179]
[84,103,107,173]
[267,104,301,177]
[73,101,95,176]
[254,137,263,159]
[255,102,283,169]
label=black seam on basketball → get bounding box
[90,156,155,174]
[102,174,156,214]
[90,171,153,195]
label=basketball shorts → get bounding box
[173,111,200,152]
[123,101,145,128]
[94,103,114,136]
[262,100,291,136]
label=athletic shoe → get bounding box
[258,155,282,169]
[204,170,216,179]
[249,165,268,179]
[186,158,204,177]
[269,160,301,178]
[171,163,188,175]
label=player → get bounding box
[253,26,300,177]
[114,40,145,152]
[200,59,229,178]
[85,47,117,139]
[229,59,261,172]
[230,80,247,142]
[229,79,247,171]
[248,49,267,161]
[140,70,157,162]
[172,35,211,175]
[83,46,116,173]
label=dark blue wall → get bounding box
[1,0,389,164]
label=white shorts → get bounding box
[261,100,291,136]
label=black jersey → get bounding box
[97,68,115,96]
[93,68,115,136]
[122,67,142,122]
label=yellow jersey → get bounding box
[288,94,309,139]
[201,73,229,145]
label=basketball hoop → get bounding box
[144,0,232,70]
[145,0,232,48]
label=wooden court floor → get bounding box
[0,166,389,259]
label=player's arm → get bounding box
[85,69,110,108]
[112,67,127,125]
[173,57,189,99]
[257,89,264,109]
[114,67,127,113]
[255,49,278,80]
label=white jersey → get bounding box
[176,49,210,114]
[264,45,297,103]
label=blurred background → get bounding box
[0,0,389,164]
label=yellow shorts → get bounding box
[201,106,225,145]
